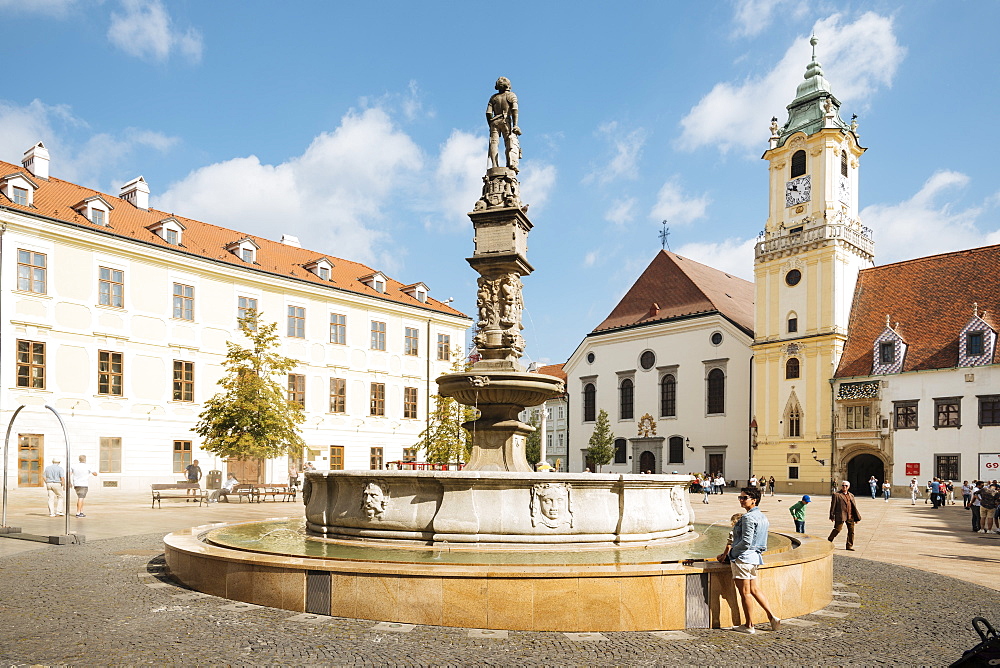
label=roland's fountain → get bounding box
[163,78,833,632]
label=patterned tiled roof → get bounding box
[536,363,567,381]
[0,159,468,319]
[591,250,754,336]
[835,244,1000,378]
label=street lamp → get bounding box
[811,447,827,466]
[685,437,694,452]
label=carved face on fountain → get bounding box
[361,481,387,520]
[531,482,573,529]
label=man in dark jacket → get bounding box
[828,480,862,551]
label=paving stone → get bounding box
[219,602,264,612]
[372,621,415,632]
[467,629,508,639]
[286,613,328,624]
[143,582,173,589]
[779,618,819,627]
[832,581,847,587]
[171,592,210,600]
[810,609,849,618]
[832,590,860,597]
[827,599,862,608]
[564,632,607,641]
[649,630,696,640]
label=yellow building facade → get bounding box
[752,39,875,494]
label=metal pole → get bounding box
[44,406,72,536]
[2,405,28,527]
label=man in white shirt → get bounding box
[70,454,97,518]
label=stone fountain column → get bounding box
[436,77,564,472]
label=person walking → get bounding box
[768,476,776,496]
[789,495,810,533]
[69,454,97,517]
[828,480,862,551]
[971,481,982,532]
[979,483,998,534]
[185,459,203,500]
[882,480,891,502]
[43,458,65,517]
[717,486,781,634]
[868,476,878,499]
[962,481,972,509]
[910,478,920,505]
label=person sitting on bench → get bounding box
[210,474,240,503]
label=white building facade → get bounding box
[2,144,470,492]
[563,251,753,482]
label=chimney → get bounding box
[281,234,301,247]
[22,142,50,179]
[120,176,150,210]
[648,302,660,317]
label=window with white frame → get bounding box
[172,283,194,320]
[98,267,124,308]
[17,250,46,294]
[287,306,305,338]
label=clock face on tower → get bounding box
[785,175,811,207]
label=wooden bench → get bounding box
[151,482,208,508]
[254,483,296,502]
[217,483,256,503]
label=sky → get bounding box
[2,1,999,366]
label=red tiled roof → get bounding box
[0,159,468,319]
[835,244,1000,377]
[537,362,567,381]
[592,250,754,336]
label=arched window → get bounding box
[583,383,596,422]
[668,436,684,464]
[707,368,725,415]
[790,150,806,178]
[841,150,849,177]
[788,405,802,437]
[786,358,800,379]
[620,378,634,420]
[614,438,627,464]
[787,313,798,333]
[660,374,676,418]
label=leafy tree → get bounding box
[195,311,305,460]
[417,350,477,465]
[524,410,541,468]
[586,408,615,472]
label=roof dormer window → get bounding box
[872,320,907,375]
[360,272,388,293]
[226,238,259,264]
[959,306,996,367]
[72,195,113,227]
[401,282,429,303]
[0,172,39,207]
[304,258,335,282]
[147,217,186,246]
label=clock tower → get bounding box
[752,37,874,494]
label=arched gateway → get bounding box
[846,453,885,494]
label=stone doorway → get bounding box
[639,450,656,474]
[708,453,724,477]
[227,459,264,484]
[846,453,884,495]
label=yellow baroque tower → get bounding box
[752,37,874,494]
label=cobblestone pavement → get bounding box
[1,532,997,666]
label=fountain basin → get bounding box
[304,471,694,544]
[164,519,833,631]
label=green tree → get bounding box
[586,408,615,472]
[524,410,541,468]
[416,350,477,465]
[195,311,305,460]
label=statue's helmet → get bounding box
[495,76,511,91]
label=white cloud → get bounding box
[862,171,1000,264]
[584,122,646,184]
[679,12,905,153]
[432,130,486,227]
[0,98,176,188]
[520,161,556,212]
[0,0,75,16]
[156,107,423,270]
[108,0,203,64]
[731,0,808,38]
[675,237,757,281]
[605,197,637,225]
[650,178,710,225]
[583,250,599,267]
